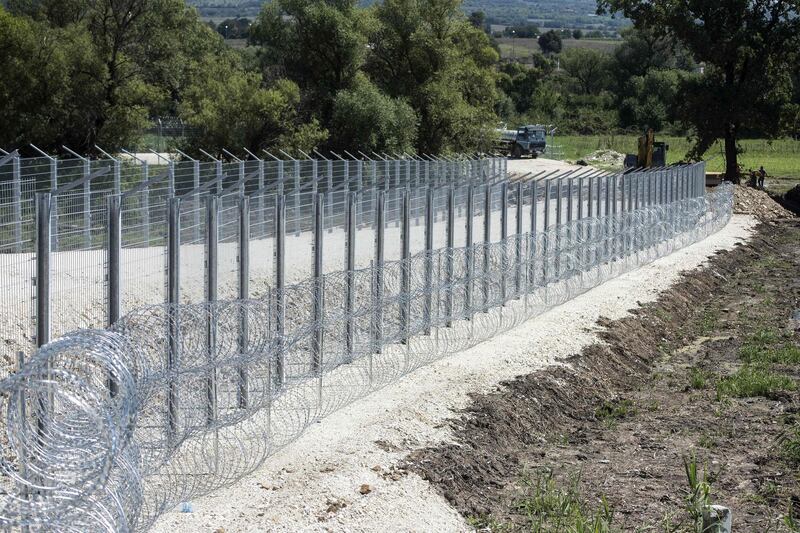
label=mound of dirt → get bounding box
[732,184,795,220]
[581,149,625,166]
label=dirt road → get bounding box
[506,158,582,177]
[411,219,800,531]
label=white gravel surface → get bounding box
[151,213,757,533]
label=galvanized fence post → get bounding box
[345,192,357,360]
[529,179,539,290]
[515,181,524,298]
[372,191,386,353]
[543,179,552,284]
[142,160,151,246]
[294,159,302,236]
[238,195,250,409]
[500,181,509,304]
[107,195,122,378]
[12,154,22,252]
[49,157,59,251]
[274,195,286,387]
[483,183,492,311]
[166,197,181,439]
[445,185,455,325]
[312,193,324,374]
[465,184,474,320]
[205,195,219,428]
[83,158,91,248]
[35,193,51,349]
[604,175,611,259]
[424,187,435,334]
[400,187,411,342]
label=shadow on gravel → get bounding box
[407,220,800,532]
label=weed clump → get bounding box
[716,365,796,399]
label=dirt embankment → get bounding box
[733,184,797,220]
[408,220,800,531]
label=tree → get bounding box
[179,68,327,155]
[561,48,611,95]
[3,0,236,153]
[572,29,583,40]
[250,0,367,123]
[329,73,417,152]
[618,69,693,131]
[503,23,539,38]
[497,62,551,113]
[364,0,500,153]
[537,30,562,55]
[598,0,800,179]
[468,10,486,31]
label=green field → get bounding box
[556,135,800,192]
[497,37,621,59]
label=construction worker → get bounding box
[758,166,766,189]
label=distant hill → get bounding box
[186,0,627,32]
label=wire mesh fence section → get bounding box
[0,158,725,532]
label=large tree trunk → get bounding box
[724,122,739,183]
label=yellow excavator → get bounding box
[624,128,668,168]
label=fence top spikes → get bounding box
[174,149,197,162]
[29,144,56,161]
[0,148,8,156]
[262,150,281,162]
[221,149,242,162]
[241,148,261,161]
[330,151,346,161]
[371,152,387,161]
[279,149,297,161]
[312,149,330,161]
[297,149,313,160]
[342,150,359,160]
[198,149,220,162]
[95,145,119,162]
[119,149,148,165]
[62,145,89,161]
[357,151,372,160]
[147,149,173,165]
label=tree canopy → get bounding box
[598,0,800,178]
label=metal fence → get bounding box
[0,149,504,371]
[0,153,731,532]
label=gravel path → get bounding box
[150,213,757,533]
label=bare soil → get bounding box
[408,220,800,531]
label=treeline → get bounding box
[498,27,699,136]
[0,0,499,156]
[1,0,798,177]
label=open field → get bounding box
[497,37,621,59]
[557,135,800,193]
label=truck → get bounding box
[495,125,549,158]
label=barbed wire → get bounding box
[0,172,732,531]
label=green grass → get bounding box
[779,426,800,465]
[594,398,636,427]
[554,135,800,192]
[689,367,709,390]
[497,37,621,58]
[515,471,615,532]
[739,329,800,365]
[716,365,796,399]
